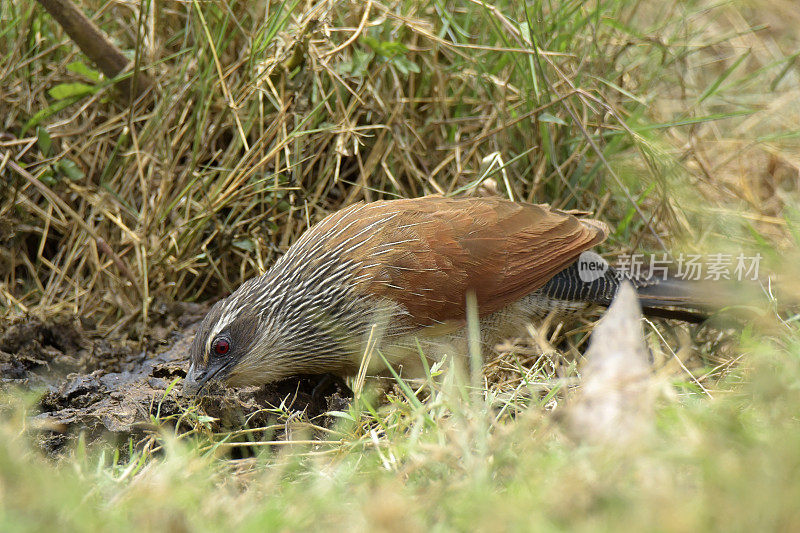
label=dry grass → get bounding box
[2,1,800,530]
[3,0,798,399]
[0,2,718,314]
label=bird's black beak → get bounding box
[182,364,204,396]
[183,361,228,397]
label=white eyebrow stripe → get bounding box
[205,306,240,359]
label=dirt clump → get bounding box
[30,319,352,455]
[1,308,352,455]
[0,316,88,387]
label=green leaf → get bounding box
[37,127,52,157]
[56,159,85,181]
[392,56,420,76]
[635,110,754,131]
[538,112,568,126]
[361,36,409,58]
[66,61,101,81]
[40,168,56,186]
[162,377,180,398]
[336,48,374,77]
[697,49,751,104]
[232,239,255,252]
[22,98,76,136]
[379,41,409,57]
[361,35,382,55]
[325,411,356,421]
[519,21,532,42]
[48,82,96,100]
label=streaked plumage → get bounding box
[183,195,701,394]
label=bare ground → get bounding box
[1,310,352,455]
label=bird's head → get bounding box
[183,271,372,396]
[184,297,258,396]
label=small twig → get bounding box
[645,317,713,398]
[321,0,372,59]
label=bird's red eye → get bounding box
[212,338,230,356]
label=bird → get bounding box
[183,195,706,396]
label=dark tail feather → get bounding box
[636,277,711,323]
[541,262,712,323]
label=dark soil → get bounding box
[0,307,352,455]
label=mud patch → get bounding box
[1,307,352,455]
[30,321,352,455]
[0,316,88,387]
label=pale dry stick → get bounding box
[342,130,390,204]
[42,90,107,138]
[6,41,64,78]
[112,454,143,483]
[190,0,249,151]
[372,2,572,59]
[320,0,373,59]
[644,317,713,398]
[428,152,457,188]
[214,120,389,211]
[126,123,151,326]
[65,107,130,146]
[354,324,379,396]
[37,203,54,260]
[448,109,502,193]
[94,206,141,244]
[41,237,88,309]
[8,137,37,162]
[464,0,524,41]
[280,90,294,207]
[381,156,403,193]
[347,126,391,201]
[698,353,746,383]
[16,247,46,295]
[371,428,396,471]
[544,141,591,203]
[208,100,291,208]
[310,47,369,106]
[210,137,293,211]
[5,158,142,298]
[394,96,511,105]
[1,286,29,313]
[491,361,555,424]
[702,206,789,226]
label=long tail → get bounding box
[540,261,711,323]
[636,277,712,322]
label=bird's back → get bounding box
[281,195,610,331]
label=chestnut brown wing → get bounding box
[312,196,608,327]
